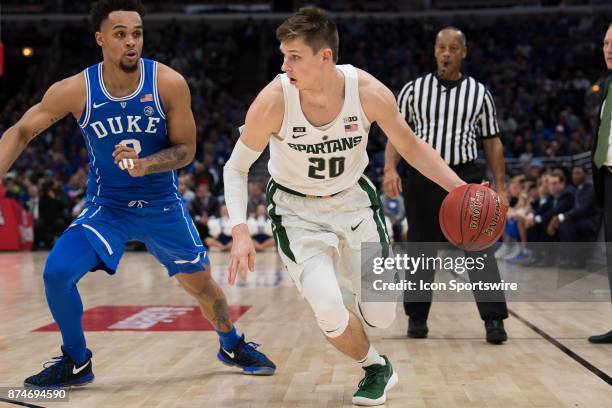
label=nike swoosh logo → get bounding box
[72,361,90,375]
[223,348,235,359]
[93,101,109,108]
[292,134,307,139]
[351,219,365,231]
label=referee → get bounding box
[383,27,509,344]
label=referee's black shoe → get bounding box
[407,318,428,338]
[588,330,612,343]
[485,318,507,344]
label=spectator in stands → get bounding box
[3,11,612,247]
[195,212,227,252]
[207,205,233,251]
[26,185,40,225]
[525,170,575,266]
[199,155,223,195]
[2,174,24,202]
[63,173,84,208]
[247,181,266,215]
[177,177,194,206]
[190,183,220,219]
[533,119,553,142]
[179,174,196,205]
[549,166,602,268]
[496,176,527,261]
[36,180,67,250]
[247,204,275,252]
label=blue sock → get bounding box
[44,227,101,365]
[216,327,240,351]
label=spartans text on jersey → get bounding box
[287,135,362,154]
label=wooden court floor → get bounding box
[1,250,611,407]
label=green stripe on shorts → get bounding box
[357,177,390,246]
[266,181,296,263]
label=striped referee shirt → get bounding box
[397,72,500,165]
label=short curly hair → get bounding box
[90,0,145,31]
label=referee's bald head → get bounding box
[436,26,467,48]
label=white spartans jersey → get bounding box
[268,64,370,196]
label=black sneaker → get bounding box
[24,347,94,388]
[588,330,612,344]
[217,334,276,375]
[407,318,428,338]
[485,318,507,344]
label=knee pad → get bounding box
[356,299,396,329]
[315,305,350,338]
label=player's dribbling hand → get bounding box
[481,181,509,209]
[112,144,147,177]
[496,187,510,209]
[228,223,255,285]
[383,168,402,198]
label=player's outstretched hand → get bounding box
[228,224,255,285]
[113,144,147,177]
[383,168,402,198]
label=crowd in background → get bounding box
[1,10,611,250]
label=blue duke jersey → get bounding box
[78,58,178,208]
[68,58,208,276]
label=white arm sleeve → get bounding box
[223,138,263,228]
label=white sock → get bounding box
[358,345,385,367]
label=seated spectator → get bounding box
[549,166,602,268]
[197,213,228,252]
[178,174,196,205]
[247,181,267,215]
[496,176,529,261]
[524,170,575,266]
[207,205,233,251]
[499,176,546,264]
[190,183,220,219]
[247,204,276,252]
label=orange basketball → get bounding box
[439,184,508,251]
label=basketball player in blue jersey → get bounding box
[0,0,275,388]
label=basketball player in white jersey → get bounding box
[223,8,465,406]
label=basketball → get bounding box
[439,184,507,251]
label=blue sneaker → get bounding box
[506,249,531,264]
[217,334,276,375]
[24,347,94,388]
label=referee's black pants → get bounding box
[402,161,508,321]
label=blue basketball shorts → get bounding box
[67,200,209,276]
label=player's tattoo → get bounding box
[143,144,189,174]
[212,299,232,331]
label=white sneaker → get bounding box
[494,243,512,259]
[502,244,522,261]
